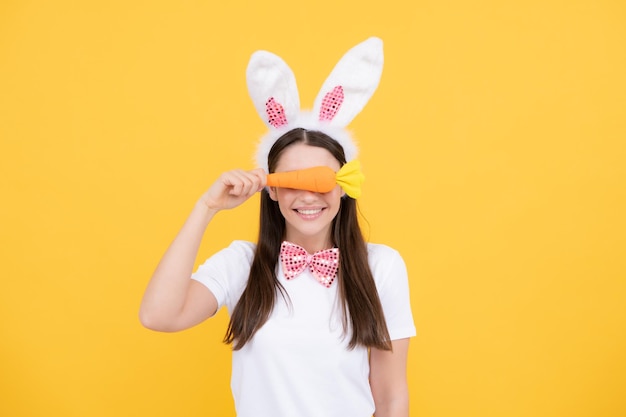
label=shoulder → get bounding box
[366,243,417,339]
[366,242,404,266]
[365,243,409,288]
[193,240,256,278]
[192,240,257,312]
[205,240,257,271]
[222,240,257,260]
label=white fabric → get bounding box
[312,37,384,128]
[247,37,384,172]
[192,241,416,417]
[252,111,359,172]
[246,50,301,129]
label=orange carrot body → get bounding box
[266,166,337,193]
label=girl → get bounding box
[140,38,416,417]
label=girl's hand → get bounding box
[199,168,266,212]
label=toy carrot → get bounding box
[266,159,365,198]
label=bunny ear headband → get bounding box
[247,37,384,180]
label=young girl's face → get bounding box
[269,143,344,252]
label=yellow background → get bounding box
[1,1,625,416]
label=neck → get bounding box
[284,233,333,253]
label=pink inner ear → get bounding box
[319,86,344,122]
[266,97,288,128]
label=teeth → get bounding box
[297,209,322,215]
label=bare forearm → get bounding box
[139,201,217,329]
[139,168,266,331]
[371,339,411,417]
[373,395,409,417]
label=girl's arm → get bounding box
[370,338,411,417]
[139,168,266,332]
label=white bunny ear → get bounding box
[313,37,384,127]
[246,50,300,129]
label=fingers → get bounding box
[222,168,266,196]
[201,168,267,212]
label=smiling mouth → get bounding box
[295,208,324,216]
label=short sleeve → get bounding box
[191,240,256,314]
[368,244,417,340]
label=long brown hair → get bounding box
[224,128,391,351]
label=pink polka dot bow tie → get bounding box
[280,241,339,288]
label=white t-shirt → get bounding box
[192,240,416,417]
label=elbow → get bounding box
[138,306,176,332]
[138,308,160,331]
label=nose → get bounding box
[297,189,320,201]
